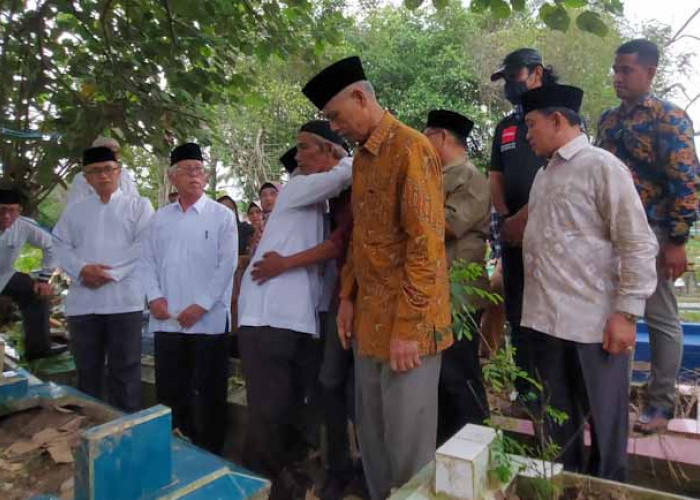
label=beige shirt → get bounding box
[521,134,658,344]
[443,157,491,308]
[443,157,491,267]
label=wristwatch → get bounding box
[618,312,638,323]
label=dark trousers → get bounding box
[239,326,311,479]
[530,329,630,481]
[1,272,51,360]
[154,331,229,455]
[438,311,490,446]
[68,311,142,412]
[298,334,324,452]
[319,308,355,475]
[502,247,535,395]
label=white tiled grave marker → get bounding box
[434,424,497,500]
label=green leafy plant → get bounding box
[402,0,623,38]
[449,259,502,342]
[13,245,43,275]
[483,344,569,498]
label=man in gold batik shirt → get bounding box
[303,56,452,500]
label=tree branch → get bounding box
[162,0,178,49]
[685,92,700,112]
[667,7,700,46]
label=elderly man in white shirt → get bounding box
[54,146,154,412]
[0,188,56,360]
[520,85,658,481]
[237,121,352,489]
[142,142,237,455]
[65,137,138,206]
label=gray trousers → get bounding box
[643,234,683,413]
[68,311,143,412]
[530,330,629,481]
[354,352,441,500]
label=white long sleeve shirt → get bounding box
[66,170,139,206]
[0,216,56,291]
[53,189,154,316]
[238,157,353,336]
[142,194,238,335]
[521,135,658,343]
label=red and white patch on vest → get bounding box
[501,126,517,144]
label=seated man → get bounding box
[521,84,658,480]
[0,188,56,360]
[53,146,154,412]
[238,120,352,497]
[423,109,491,444]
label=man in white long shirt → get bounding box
[53,146,153,412]
[142,142,237,455]
[65,137,138,206]
[0,188,56,360]
[520,85,658,481]
[237,121,352,492]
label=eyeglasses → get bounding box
[84,166,120,176]
[176,166,206,176]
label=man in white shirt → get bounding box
[0,188,56,360]
[142,142,238,454]
[54,146,153,412]
[520,85,658,480]
[237,121,352,492]
[65,137,138,206]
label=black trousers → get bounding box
[529,329,630,481]
[239,326,312,479]
[438,311,490,446]
[1,272,51,360]
[319,308,355,475]
[68,311,143,412]
[501,247,535,396]
[154,331,229,455]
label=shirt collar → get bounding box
[620,93,654,113]
[443,155,467,172]
[554,134,589,162]
[176,193,208,213]
[360,111,395,157]
[93,187,123,203]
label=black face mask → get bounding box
[504,80,529,106]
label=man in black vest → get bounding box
[488,48,558,398]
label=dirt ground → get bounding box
[0,400,113,500]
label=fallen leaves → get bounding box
[2,411,88,466]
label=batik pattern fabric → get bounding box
[597,94,699,244]
[339,112,453,361]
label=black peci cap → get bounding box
[170,142,203,166]
[302,56,367,110]
[280,147,298,174]
[299,120,349,152]
[82,146,117,166]
[426,110,474,142]
[521,84,584,115]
